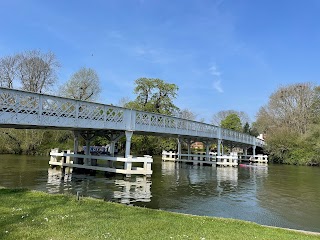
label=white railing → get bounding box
[0,87,265,147]
[49,149,153,176]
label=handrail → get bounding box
[0,87,265,147]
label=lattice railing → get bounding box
[0,87,265,147]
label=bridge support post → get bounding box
[73,131,80,164]
[217,139,222,156]
[187,139,191,160]
[205,141,210,160]
[177,137,181,160]
[125,131,133,158]
[253,145,256,159]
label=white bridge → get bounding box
[0,87,265,175]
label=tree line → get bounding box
[1,50,319,166]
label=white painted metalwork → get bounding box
[0,87,265,147]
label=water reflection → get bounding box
[47,167,152,203]
[216,167,238,195]
[113,177,152,204]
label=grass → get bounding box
[0,188,319,240]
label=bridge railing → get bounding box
[0,87,264,147]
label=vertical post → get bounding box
[217,139,222,156]
[73,131,79,164]
[110,141,115,157]
[177,137,181,160]
[187,139,191,160]
[253,145,256,159]
[85,139,90,165]
[125,131,133,158]
[205,141,210,160]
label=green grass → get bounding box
[0,188,319,240]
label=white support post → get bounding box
[205,141,210,161]
[73,131,79,164]
[177,137,181,160]
[217,139,222,156]
[125,131,133,158]
[253,145,256,158]
[187,139,191,160]
[85,139,90,165]
[110,141,115,157]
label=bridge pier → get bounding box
[125,131,133,158]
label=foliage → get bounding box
[126,77,179,115]
[0,129,73,155]
[60,67,101,101]
[211,110,250,126]
[124,78,179,155]
[256,83,320,165]
[220,113,242,132]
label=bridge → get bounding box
[0,87,265,175]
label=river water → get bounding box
[0,154,319,233]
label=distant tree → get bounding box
[16,50,60,93]
[0,55,18,88]
[60,67,101,101]
[243,122,250,134]
[256,83,316,135]
[211,110,249,126]
[255,82,320,165]
[176,108,197,121]
[220,113,242,131]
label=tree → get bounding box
[256,83,317,135]
[124,77,179,155]
[243,122,250,134]
[126,78,179,115]
[220,113,242,131]
[211,110,249,126]
[60,67,101,101]
[255,82,320,165]
[16,50,60,93]
[176,108,197,121]
[0,55,18,88]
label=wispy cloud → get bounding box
[209,64,224,93]
[132,45,175,64]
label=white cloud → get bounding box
[213,79,224,93]
[209,64,224,93]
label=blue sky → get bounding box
[1,0,320,123]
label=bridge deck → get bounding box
[0,87,265,147]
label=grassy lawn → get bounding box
[0,188,319,240]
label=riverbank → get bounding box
[0,188,318,240]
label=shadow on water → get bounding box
[0,154,319,232]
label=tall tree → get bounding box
[256,83,317,135]
[220,113,242,131]
[126,78,179,115]
[60,67,101,101]
[16,50,60,93]
[176,108,197,121]
[0,55,18,88]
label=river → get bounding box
[0,154,319,233]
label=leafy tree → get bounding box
[125,78,179,155]
[126,78,179,115]
[220,113,242,131]
[256,82,320,165]
[60,67,101,101]
[243,122,250,134]
[211,110,249,126]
